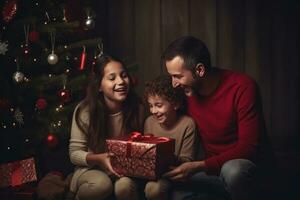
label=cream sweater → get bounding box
[69,104,124,192]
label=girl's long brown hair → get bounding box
[74,54,144,153]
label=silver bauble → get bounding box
[84,16,95,30]
[47,52,59,65]
[13,71,25,83]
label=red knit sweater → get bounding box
[187,69,264,174]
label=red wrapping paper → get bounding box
[0,158,37,188]
[106,132,175,180]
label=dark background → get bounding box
[100,0,300,157]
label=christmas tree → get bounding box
[0,0,103,174]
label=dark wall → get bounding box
[97,0,300,154]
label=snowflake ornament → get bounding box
[0,41,8,55]
[14,108,24,125]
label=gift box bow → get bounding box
[125,132,171,157]
[107,132,173,158]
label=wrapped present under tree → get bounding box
[0,157,37,188]
[106,132,175,180]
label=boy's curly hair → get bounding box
[144,75,186,113]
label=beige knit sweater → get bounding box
[69,103,124,193]
[144,115,198,163]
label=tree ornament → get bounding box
[23,44,30,56]
[12,60,25,83]
[0,98,9,109]
[35,98,47,110]
[47,32,58,65]
[84,16,95,30]
[2,0,17,23]
[0,41,8,55]
[79,46,86,70]
[47,52,58,65]
[62,8,67,22]
[84,10,95,30]
[46,133,58,148]
[23,25,30,55]
[29,30,39,42]
[58,89,71,103]
[14,108,24,125]
[58,77,71,103]
[12,71,24,83]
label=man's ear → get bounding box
[195,63,205,77]
[173,102,181,111]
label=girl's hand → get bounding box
[87,152,121,177]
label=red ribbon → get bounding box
[130,132,170,142]
[11,161,22,187]
[125,132,171,157]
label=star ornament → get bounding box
[0,41,8,55]
[14,108,24,125]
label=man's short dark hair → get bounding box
[162,36,211,71]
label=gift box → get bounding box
[106,132,175,180]
[0,157,37,188]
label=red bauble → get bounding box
[2,0,17,23]
[0,98,9,109]
[29,30,40,42]
[23,44,30,56]
[46,133,59,148]
[58,89,71,103]
[35,98,47,110]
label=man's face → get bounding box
[166,56,196,95]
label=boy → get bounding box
[143,75,199,200]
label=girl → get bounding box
[68,54,144,200]
[143,75,199,200]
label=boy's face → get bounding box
[147,95,178,128]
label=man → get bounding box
[162,36,274,200]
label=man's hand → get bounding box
[162,161,206,181]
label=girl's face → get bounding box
[100,60,130,108]
[147,95,178,128]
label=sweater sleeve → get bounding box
[69,104,90,167]
[143,116,153,134]
[205,81,260,174]
[177,118,198,163]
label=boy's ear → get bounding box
[195,63,205,77]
